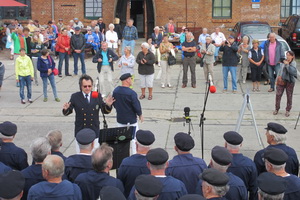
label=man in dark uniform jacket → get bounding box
[0,170,25,200]
[46,130,66,161]
[196,146,248,200]
[117,130,154,197]
[224,131,258,200]
[264,147,300,199]
[200,168,229,200]
[128,148,188,200]
[27,155,82,200]
[64,128,95,182]
[0,121,28,170]
[133,174,163,200]
[21,137,51,200]
[75,143,124,200]
[62,74,114,137]
[254,122,299,176]
[257,172,286,200]
[166,132,207,194]
[0,161,11,174]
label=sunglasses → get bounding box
[83,85,92,88]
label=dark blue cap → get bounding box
[0,170,25,199]
[99,186,126,200]
[0,121,17,136]
[223,131,243,145]
[174,132,195,151]
[211,146,232,165]
[265,122,287,134]
[200,168,229,186]
[135,175,163,197]
[264,147,288,165]
[179,194,206,200]
[136,130,155,146]
[120,73,132,81]
[257,172,286,195]
[146,148,169,165]
[76,128,96,145]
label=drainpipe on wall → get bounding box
[52,0,55,20]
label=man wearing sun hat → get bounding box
[166,132,207,194]
[254,122,299,176]
[224,131,258,200]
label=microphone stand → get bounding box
[199,74,211,159]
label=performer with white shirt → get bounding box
[211,27,226,65]
[105,23,118,52]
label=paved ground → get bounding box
[1,40,300,168]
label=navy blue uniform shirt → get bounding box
[51,150,66,161]
[64,154,93,182]
[283,174,300,200]
[0,142,28,170]
[0,161,11,174]
[165,153,207,194]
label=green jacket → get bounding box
[11,32,27,54]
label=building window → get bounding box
[0,0,31,19]
[85,0,102,19]
[281,0,300,18]
[212,0,232,18]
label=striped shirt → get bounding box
[122,26,138,41]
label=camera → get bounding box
[225,41,229,45]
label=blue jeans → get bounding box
[268,63,280,89]
[58,52,69,75]
[223,66,237,91]
[42,74,58,98]
[73,52,86,75]
[122,40,135,55]
[19,75,32,100]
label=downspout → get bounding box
[52,0,55,20]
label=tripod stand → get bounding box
[295,111,300,129]
[184,117,193,135]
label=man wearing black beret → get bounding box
[0,170,25,200]
[254,122,299,176]
[224,131,258,200]
[112,73,143,154]
[128,148,187,200]
[117,130,154,197]
[99,186,126,200]
[200,168,229,199]
[257,172,286,200]
[166,132,207,194]
[195,146,248,200]
[0,121,29,170]
[134,174,163,199]
[64,128,95,182]
[264,147,300,199]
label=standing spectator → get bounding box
[136,42,155,100]
[6,27,14,60]
[122,19,138,55]
[201,36,215,83]
[57,19,65,31]
[85,27,100,54]
[28,155,82,199]
[75,144,124,199]
[105,23,118,52]
[198,28,210,46]
[15,48,34,104]
[211,27,226,65]
[114,18,123,57]
[179,27,188,44]
[151,26,163,66]
[273,51,297,117]
[73,18,84,29]
[23,27,31,58]
[248,39,264,92]
[92,42,118,97]
[11,27,27,56]
[238,36,250,84]
[37,49,60,102]
[0,121,28,170]
[118,46,135,76]
[62,74,114,136]
[164,17,176,33]
[46,130,66,161]
[97,18,106,34]
[182,32,197,88]
[71,27,86,76]
[21,137,51,200]
[219,35,239,93]
[56,28,71,77]
[31,35,44,86]
[0,62,5,90]
[259,33,270,85]
[26,20,36,33]
[264,32,285,92]
[159,34,173,88]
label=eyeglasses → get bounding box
[83,85,92,88]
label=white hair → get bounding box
[268,131,286,144]
[46,130,62,151]
[109,23,115,29]
[30,137,51,163]
[141,42,150,49]
[203,181,229,197]
[124,46,131,52]
[203,28,208,32]
[0,133,14,139]
[211,159,230,172]
[258,188,284,200]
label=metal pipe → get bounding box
[51,0,54,20]
[185,0,187,27]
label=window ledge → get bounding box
[212,19,232,23]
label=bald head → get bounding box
[42,155,64,179]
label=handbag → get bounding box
[199,54,206,67]
[52,68,59,76]
[276,75,286,86]
[168,53,176,65]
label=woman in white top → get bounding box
[105,23,118,51]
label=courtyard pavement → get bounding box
[0,40,300,168]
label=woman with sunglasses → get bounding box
[273,51,298,117]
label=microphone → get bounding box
[184,107,191,123]
[91,78,99,98]
[208,73,216,93]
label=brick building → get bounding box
[1,0,300,38]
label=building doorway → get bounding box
[130,0,144,38]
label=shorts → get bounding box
[139,74,154,88]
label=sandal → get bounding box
[148,95,153,100]
[285,111,290,117]
[273,110,278,115]
[139,95,145,100]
